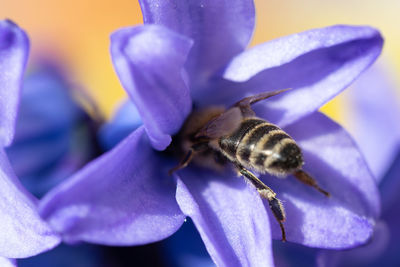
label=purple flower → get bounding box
[39,1,383,266]
[0,19,60,262]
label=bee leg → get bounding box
[236,165,287,242]
[233,88,290,117]
[168,148,194,175]
[168,142,208,175]
[293,170,330,197]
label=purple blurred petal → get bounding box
[261,112,378,248]
[39,127,185,245]
[12,66,84,141]
[6,67,81,176]
[139,0,255,88]
[110,25,192,150]
[375,152,400,266]
[316,221,389,267]
[99,100,142,150]
[0,20,29,147]
[176,169,274,267]
[6,131,69,177]
[212,25,383,127]
[341,60,400,181]
[272,240,318,267]
[380,149,400,213]
[0,150,60,258]
[5,65,97,198]
[0,257,16,267]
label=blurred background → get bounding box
[1,0,399,266]
[1,0,399,119]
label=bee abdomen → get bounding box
[236,123,281,163]
[252,135,302,175]
[219,117,303,175]
[238,126,292,169]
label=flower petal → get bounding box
[110,25,193,150]
[12,66,84,141]
[5,66,96,197]
[0,257,16,267]
[0,20,29,147]
[380,149,400,213]
[6,131,69,178]
[215,25,383,127]
[139,0,255,88]
[0,150,60,258]
[316,221,389,267]
[176,169,274,267]
[39,127,185,245]
[341,60,400,181]
[261,112,379,248]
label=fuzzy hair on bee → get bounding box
[169,89,330,242]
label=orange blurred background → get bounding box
[1,0,399,120]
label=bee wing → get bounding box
[234,88,290,116]
[196,107,243,139]
[196,89,289,139]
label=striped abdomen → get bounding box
[218,118,303,176]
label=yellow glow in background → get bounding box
[1,0,399,121]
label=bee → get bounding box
[169,89,329,242]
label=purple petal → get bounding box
[0,150,60,258]
[6,132,69,177]
[39,127,185,245]
[380,150,400,214]
[214,25,383,127]
[316,221,389,267]
[6,67,82,177]
[110,24,192,150]
[0,20,29,147]
[176,169,274,267]
[139,0,255,88]
[341,60,400,181]
[5,65,97,197]
[12,65,84,141]
[0,257,16,267]
[262,112,379,248]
